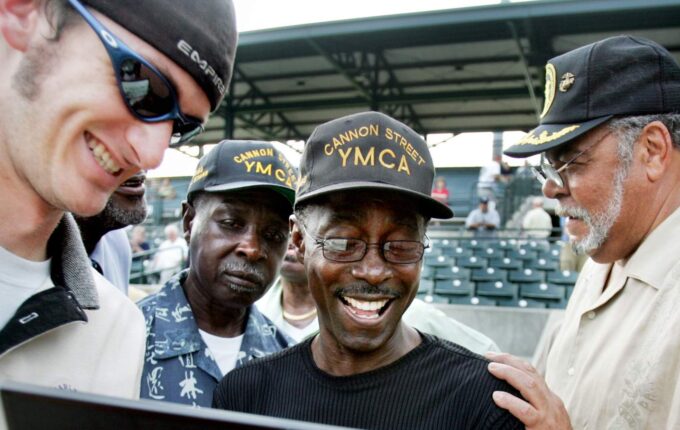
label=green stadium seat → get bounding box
[519,283,566,301]
[424,254,454,267]
[476,281,519,299]
[471,267,506,282]
[488,257,523,271]
[508,268,546,283]
[418,279,435,295]
[434,266,470,280]
[508,249,538,261]
[547,269,579,285]
[434,279,475,296]
[450,296,497,306]
[458,256,488,269]
[497,298,547,308]
[526,258,559,271]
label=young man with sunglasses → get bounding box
[0,0,237,398]
[214,112,522,430]
[486,36,680,429]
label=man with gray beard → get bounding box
[76,171,148,294]
[485,35,680,430]
[138,140,296,407]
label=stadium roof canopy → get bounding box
[191,0,680,149]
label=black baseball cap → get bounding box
[295,111,453,219]
[83,0,238,111]
[505,35,680,157]
[187,141,297,207]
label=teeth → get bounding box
[345,297,388,311]
[87,136,121,175]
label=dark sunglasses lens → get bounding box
[119,58,173,117]
[170,121,203,145]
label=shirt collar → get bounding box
[622,206,680,290]
[152,270,288,359]
[47,213,99,309]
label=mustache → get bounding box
[555,204,590,221]
[333,281,401,299]
[220,261,266,285]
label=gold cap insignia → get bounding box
[540,63,556,118]
[559,72,575,92]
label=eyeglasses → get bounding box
[314,237,429,264]
[67,0,204,146]
[532,130,611,188]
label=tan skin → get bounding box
[291,190,425,376]
[181,189,290,338]
[486,121,680,429]
[0,0,209,261]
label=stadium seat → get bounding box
[547,298,569,309]
[476,281,519,300]
[434,266,471,280]
[495,239,518,251]
[424,254,454,267]
[450,246,474,259]
[525,258,559,271]
[508,268,546,283]
[420,265,435,280]
[519,283,566,301]
[507,249,538,261]
[418,279,435,295]
[497,298,547,308]
[457,256,488,269]
[465,239,486,250]
[421,294,450,304]
[449,296,497,306]
[547,269,579,285]
[474,247,504,259]
[434,279,475,296]
[471,267,506,282]
[488,257,523,271]
[538,248,561,262]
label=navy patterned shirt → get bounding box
[138,269,292,407]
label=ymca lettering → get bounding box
[322,124,428,176]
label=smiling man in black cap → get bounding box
[487,35,680,429]
[213,111,522,430]
[139,141,296,407]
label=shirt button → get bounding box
[587,311,596,320]
[568,367,575,376]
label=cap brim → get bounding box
[504,115,613,157]
[295,182,454,219]
[203,182,295,207]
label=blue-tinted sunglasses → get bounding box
[67,0,204,146]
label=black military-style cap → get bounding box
[505,35,680,157]
[187,140,297,207]
[295,111,453,219]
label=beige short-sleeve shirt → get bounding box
[545,207,680,430]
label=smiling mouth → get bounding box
[86,132,122,175]
[339,295,394,320]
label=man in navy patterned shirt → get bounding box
[139,140,297,407]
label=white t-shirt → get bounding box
[0,246,54,329]
[198,329,244,376]
[478,161,501,188]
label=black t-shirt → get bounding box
[213,333,523,430]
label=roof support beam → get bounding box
[507,21,541,120]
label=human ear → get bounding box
[639,121,673,182]
[290,215,305,264]
[181,201,195,243]
[0,0,39,51]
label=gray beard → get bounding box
[556,162,628,255]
